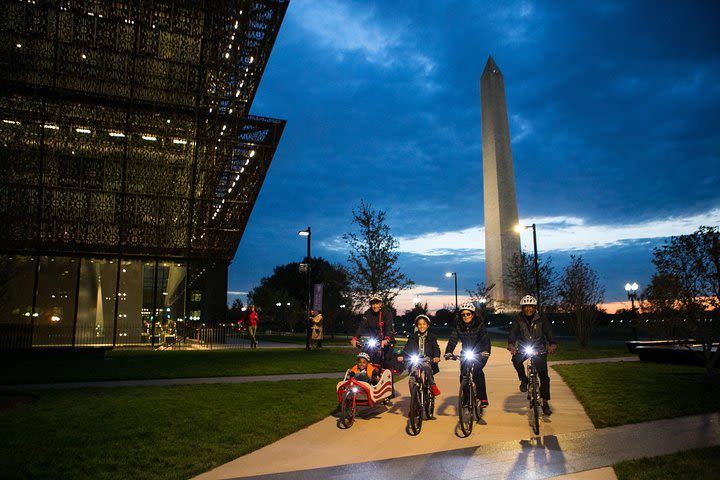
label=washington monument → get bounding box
[481,56,521,308]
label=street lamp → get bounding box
[445,271,458,312]
[625,282,639,340]
[298,226,311,350]
[515,223,540,306]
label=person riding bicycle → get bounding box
[351,293,396,370]
[444,302,491,407]
[396,314,441,397]
[347,352,380,385]
[508,295,558,416]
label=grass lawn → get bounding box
[553,362,720,428]
[614,446,720,479]
[489,339,630,361]
[0,379,339,480]
[0,348,359,385]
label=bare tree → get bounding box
[559,255,605,347]
[644,226,720,375]
[466,282,495,312]
[505,251,559,308]
[343,200,414,309]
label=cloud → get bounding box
[393,207,720,258]
[290,0,436,86]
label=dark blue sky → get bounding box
[231,0,720,311]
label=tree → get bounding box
[343,200,414,309]
[248,258,351,334]
[466,282,495,313]
[505,251,559,309]
[559,255,605,347]
[227,298,245,326]
[643,226,720,375]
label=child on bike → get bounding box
[396,314,442,396]
[347,352,379,385]
[444,302,491,407]
[508,295,557,415]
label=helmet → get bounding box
[520,295,537,306]
[357,352,371,362]
[369,293,383,304]
[458,302,476,313]
[415,314,430,325]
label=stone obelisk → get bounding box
[481,56,521,309]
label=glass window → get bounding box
[117,260,144,345]
[0,255,36,349]
[156,261,186,346]
[76,258,118,346]
[34,256,78,346]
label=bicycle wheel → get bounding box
[409,384,423,435]
[425,383,435,420]
[528,373,540,435]
[340,391,356,428]
[458,379,474,436]
[472,382,483,421]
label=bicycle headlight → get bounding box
[523,346,536,356]
[352,387,359,393]
[463,350,476,361]
[367,338,378,348]
[410,354,420,365]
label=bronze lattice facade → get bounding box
[0,0,288,348]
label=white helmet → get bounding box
[357,352,371,362]
[369,293,383,304]
[458,302,476,313]
[520,295,537,306]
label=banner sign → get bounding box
[312,283,324,312]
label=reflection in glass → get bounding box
[34,256,78,346]
[76,258,118,346]
[0,255,36,349]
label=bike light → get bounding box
[523,346,536,356]
[352,387,358,393]
[410,354,420,365]
[367,338,378,348]
[463,351,476,361]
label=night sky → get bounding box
[230,0,720,312]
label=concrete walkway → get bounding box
[0,371,347,391]
[206,413,719,479]
[195,345,634,480]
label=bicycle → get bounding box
[446,351,485,437]
[521,344,546,435]
[406,354,435,435]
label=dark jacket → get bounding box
[508,311,556,349]
[355,307,395,342]
[445,314,491,355]
[401,331,441,374]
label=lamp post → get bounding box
[298,227,311,350]
[445,271,458,312]
[625,282,639,341]
[515,224,540,306]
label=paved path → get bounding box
[195,344,606,479]
[209,413,719,480]
[0,372,346,391]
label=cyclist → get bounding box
[351,293,396,370]
[507,295,558,416]
[444,302,491,407]
[347,352,379,385]
[396,314,441,396]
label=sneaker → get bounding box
[542,402,552,416]
[480,399,489,407]
[431,385,441,396]
[519,380,528,392]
